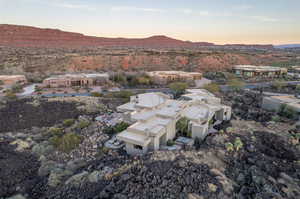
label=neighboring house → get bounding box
[43,73,109,88]
[262,95,300,114]
[233,65,287,78]
[117,90,231,155]
[0,75,27,85]
[146,71,202,85]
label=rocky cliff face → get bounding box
[0,46,295,75]
[0,24,274,49]
[0,24,215,48]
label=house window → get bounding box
[133,145,143,150]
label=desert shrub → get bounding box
[63,119,75,127]
[278,104,297,120]
[91,92,103,97]
[271,115,281,122]
[228,78,245,91]
[272,80,287,91]
[76,120,90,129]
[169,82,188,98]
[103,122,129,135]
[176,117,191,137]
[103,126,115,135]
[4,91,17,100]
[50,133,83,153]
[194,137,201,150]
[225,142,234,152]
[296,84,300,92]
[35,86,42,92]
[48,127,64,136]
[203,83,220,94]
[114,122,130,133]
[167,140,175,146]
[114,91,134,99]
[11,83,23,93]
[234,137,243,151]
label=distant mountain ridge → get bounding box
[275,44,300,49]
[0,24,273,49]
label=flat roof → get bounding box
[117,102,136,112]
[234,65,285,72]
[44,73,109,81]
[0,75,26,79]
[269,95,300,104]
[130,117,171,134]
[147,71,202,75]
[186,89,215,96]
[117,131,151,146]
[135,93,169,108]
[182,105,210,121]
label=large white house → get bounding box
[116,89,231,155]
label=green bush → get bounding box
[114,122,130,133]
[48,127,64,136]
[63,119,75,127]
[228,78,245,91]
[169,82,188,98]
[103,122,130,135]
[76,120,90,129]
[11,83,23,93]
[225,142,234,152]
[271,115,281,122]
[91,92,103,97]
[234,137,243,151]
[0,80,4,85]
[5,91,17,100]
[194,137,201,150]
[272,80,287,91]
[50,133,83,153]
[278,104,297,120]
[203,83,220,94]
[167,140,175,146]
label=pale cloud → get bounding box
[54,3,96,11]
[199,11,210,16]
[111,6,165,13]
[180,9,193,15]
[233,5,253,11]
[249,15,279,22]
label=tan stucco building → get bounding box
[146,71,202,85]
[43,73,109,88]
[0,75,27,85]
[117,89,231,155]
[233,65,287,78]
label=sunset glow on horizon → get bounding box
[1,0,299,45]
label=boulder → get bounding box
[48,168,73,187]
[65,171,89,187]
[10,139,30,151]
[38,160,57,176]
[6,194,26,199]
[32,142,54,156]
[66,159,87,172]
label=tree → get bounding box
[176,117,190,137]
[5,90,17,100]
[137,76,151,85]
[203,83,220,94]
[169,82,188,98]
[228,78,245,91]
[272,80,287,91]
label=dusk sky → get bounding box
[1,0,299,44]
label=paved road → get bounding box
[18,84,37,96]
[220,81,300,92]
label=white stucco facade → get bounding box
[117,90,231,155]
